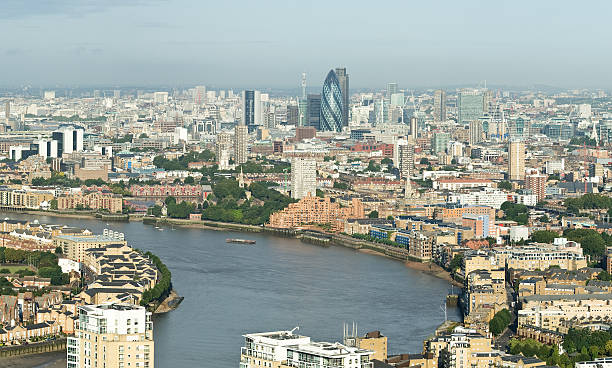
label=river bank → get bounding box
[3,209,463,288]
[0,350,66,368]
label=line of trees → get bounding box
[139,251,172,307]
[489,309,512,336]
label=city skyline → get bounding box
[2,1,612,89]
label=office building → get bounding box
[431,132,451,154]
[306,94,321,130]
[395,137,415,179]
[43,91,56,100]
[525,174,546,202]
[52,125,84,157]
[67,303,154,368]
[433,89,447,122]
[335,67,349,127]
[153,91,168,104]
[387,83,398,97]
[242,90,262,132]
[320,70,344,132]
[508,140,525,180]
[290,158,317,199]
[410,116,418,140]
[234,125,248,164]
[458,89,484,125]
[469,120,484,145]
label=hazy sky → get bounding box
[2,0,611,89]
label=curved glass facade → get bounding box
[319,70,344,132]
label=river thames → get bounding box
[2,213,461,367]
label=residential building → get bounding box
[394,137,415,179]
[284,341,373,368]
[525,174,546,202]
[67,303,154,368]
[291,158,317,199]
[240,330,311,368]
[54,232,127,263]
[508,141,525,181]
[433,90,447,122]
[57,190,122,213]
[235,124,249,164]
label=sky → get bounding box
[1,0,612,90]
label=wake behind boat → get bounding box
[226,238,256,244]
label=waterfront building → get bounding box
[54,232,127,263]
[57,190,122,213]
[508,141,525,181]
[240,330,311,368]
[268,194,364,231]
[493,240,587,271]
[235,124,249,164]
[335,67,349,127]
[425,326,498,368]
[462,215,490,239]
[290,157,317,199]
[576,358,612,368]
[433,90,447,122]
[129,184,211,203]
[67,303,154,368]
[350,331,387,362]
[320,70,344,132]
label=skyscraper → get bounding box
[306,94,321,129]
[469,120,483,146]
[394,137,415,179]
[242,90,262,132]
[431,132,451,154]
[234,125,248,164]
[67,303,154,368]
[320,70,344,132]
[335,67,349,127]
[387,83,398,97]
[51,125,84,157]
[458,89,484,125]
[508,140,525,181]
[216,132,233,170]
[291,157,317,199]
[433,90,447,122]
[410,117,418,140]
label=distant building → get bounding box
[458,89,484,125]
[394,137,415,179]
[242,90,262,132]
[306,94,321,130]
[335,67,349,127]
[234,125,248,164]
[525,174,547,202]
[320,70,344,132]
[431,132,450,154]
[433,89,447,122]
[508,140,525,181]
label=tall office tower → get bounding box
[335,67,349,127]
[5,101,10,124]
[526,173,547,202]
[458,89,484,125]
[410,117,418,140]
[387,83,398,97]
[193,85,206,105]
[52,125,84,157]
[431,132,451,154]
[433,90,447,122]
[306,94,321,129]
[320,70,344,132]
[483,89,493,114]
[394,137,415,179]
[113,89,121,99]
[234,125,249,164]
[67,303,154,368]
[508,140,526,181]
[216,132,233,169]
[290,157,317,199]
[287,105,299,125]
[469,120,483,145]
[242,90,262,132]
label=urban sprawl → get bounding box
[0,69,611,368]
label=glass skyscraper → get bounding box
[458,89,484,125]
[320,70,344,132]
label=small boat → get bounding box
[226,238,256,244]
[158,228,164,231]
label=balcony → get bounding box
[241,347,274,361]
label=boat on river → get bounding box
[226,238,256,244]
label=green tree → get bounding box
[498,181,512,191]
[530,230,558,244]
[368,210,379,219]
[50,199,58,210]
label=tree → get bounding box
[381,158,393,166]
[419,158,429,165]
[538,215,550,223]
[387,215,394,220]
[530,230,558,244]
[367,160,381,172]
[597,271,612,281]
[316,189,325,198]
[449,254,463,273]
[50,199,58,210]
[139,133,148,139]
[368,210,379,219]
[184,176,195,184]
[498,181,512,191]
[54,246,62,255]
[333,181,348,190]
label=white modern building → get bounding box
[576,358,612,368]
[240,330,311,368]
[291,157,317,199]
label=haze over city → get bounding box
[2,0,612,88]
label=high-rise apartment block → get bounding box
[431,132,451,154]
[67,303,154,368]
[469,120,483,145]
[291,158,317,199]
[395,137,415,179]
[508,140,525,181]
[335,67,349,127]
[216,132,233,170]
[433,89,447,122]
[525,174,547,202]
[234,125,249,165]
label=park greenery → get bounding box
[198,180,294,225]
[139,251,171,308]
[153,150,216,171]
[489,309,512,336]
[498,181,512,191]
[501,201,529,225]
[333,181,349,190]
[530,230,559,244]
[0,247,69,286]
[562,228,611,260]
[565,193,612,215]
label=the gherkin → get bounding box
[319,69,344,132]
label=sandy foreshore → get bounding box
[0,350,66,368]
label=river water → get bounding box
[2,213,460,367]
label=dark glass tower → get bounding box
[320,70,344,132]
[335,67,349,127]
